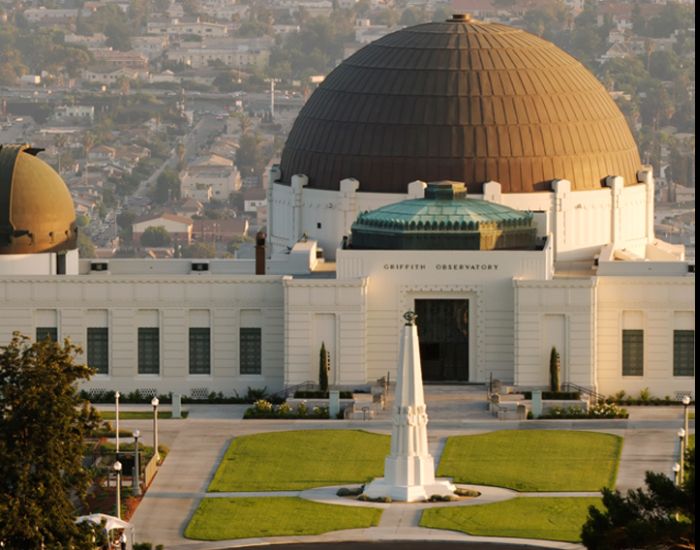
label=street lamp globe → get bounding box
[678,428,686,440]
[113,460,122,473]
[151,396,159,409]
[682,395,691,406]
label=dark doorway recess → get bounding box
[415,299,469,383]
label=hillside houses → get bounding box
[180,155,242,202]
[132,213,193,246]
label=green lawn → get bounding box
[420,497,602,542]
[209,430,390,491]
[437,430,621,491]
[99,411,187,420]
[185,497,382,540]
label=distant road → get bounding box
[135,115,226,198]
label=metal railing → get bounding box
[268,380,317,400]
[562,382,605,403]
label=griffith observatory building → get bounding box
[0,16,694,399]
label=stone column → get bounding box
[605,175,624,248]
[637,168,655,243]
[551,179,572,260]
[407,180,427,199]
[266,164,281,246]
[339,177,360,239]
[483,180,502,203]
[290,174,308,248]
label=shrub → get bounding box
[428,494,458,502]
[536,403,628,419]
[293,390,353,399]
[358,494,392,503]
[336,486,363,497]
[454,488,481,497]
[242,401,330,420]
[521,391,581,400]
[549,347,561,392]
[253,399,273,413]
[245,387,268,401]
[589,402,628,418]
[639,387,652,402]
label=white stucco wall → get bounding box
[336,246,551,384]
[0,275,285,396]
[595,276,695,398]
[283,276,367,387]
[513,278,597,389]
[268,173,654,263]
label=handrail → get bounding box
[563,382,605,403]
[269,380,317,399]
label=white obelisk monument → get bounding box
[363,311,456,502]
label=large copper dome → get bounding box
[279,16,641,194]
[0,144,77,255]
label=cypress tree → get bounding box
[319,342,329,393]
[549,346,561,392]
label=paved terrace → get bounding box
[105,386,693,549]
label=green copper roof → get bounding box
[350,182,537,251]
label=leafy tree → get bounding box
[646,3,694,38]
[236,132,266,176]
[116,211,136,244]
[181,242,216,258]
[77,231,96,258]
[153,169,181,204]
[648,50,680,82]
[581,447,695,549]
[400,9,418,26]
[0,333,100,549]
[140,226,172,247]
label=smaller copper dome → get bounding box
[350,182,537,250]
[0,144,78,255]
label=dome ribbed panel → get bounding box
[280,21,641,193]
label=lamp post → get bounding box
[672,462,681,486]
[682,395,691,447]
[115,391,120,455]
[678,428,686,484]
[133,430,141,497]
[151,396,160,462]
[113,460,122,519]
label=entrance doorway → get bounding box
[415,299,469,382]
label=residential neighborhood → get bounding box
[0,0,694,259]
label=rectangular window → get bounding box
[87,327,109,375]
[36,327,57,342]
[138,328,160,375]
[240,327,261,375]
[673,330,695,377]
[189,328,211,375]
[622,329,643,376]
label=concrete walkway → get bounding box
[123,386,693,549]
